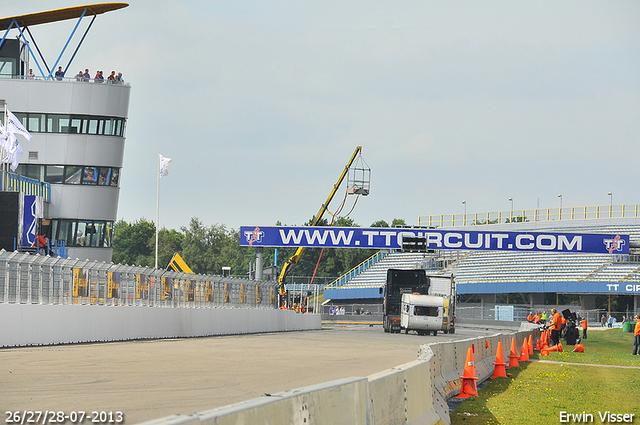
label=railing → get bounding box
[14,237,68,258]
[10,74,130,86]
[324,250,389,289]
[418,204,640,228]
[0,250,278,308]
[0,170,51,202]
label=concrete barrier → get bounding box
[0,304,321,347]
[136,327,538,425]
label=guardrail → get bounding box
[0,170,51,202]
[419,204,640,227]
[0,250,278,308]
[136,324,538,425]
[324,250,388,288]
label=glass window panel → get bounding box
[88,119,98,134]
[109,168,119,186]
[70,118,82,134]
[13,111,27,127]
[97,119,104,135]
[28,114,45,132]
[81,167,98,185]
[104,222,114,247]
[116,120,122,136]
[65,166,82,184]
[97,168,111,186]
[57,220,76,247]
[92,222,105,247]
[45,165,64,184]
[76,222,88,246]
[19,164,43,180]
[104,118,113,136]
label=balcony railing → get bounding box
[418,205,640,228]
[0,170,51,202]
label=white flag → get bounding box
[0,125,23,171]
[159,154,172,177]
[5,109,32,141]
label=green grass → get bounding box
[451,329,640,425]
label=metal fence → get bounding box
[0,250,279,309]
[456,305,638,324]
[418,204,640,228]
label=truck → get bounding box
[381,268,455,335]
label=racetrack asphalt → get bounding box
[0,325,498,424]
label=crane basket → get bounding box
[347,154,370,196]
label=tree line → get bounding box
[112,216,407,283]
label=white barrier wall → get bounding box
[0,304,321,347]
[137,324,540,425]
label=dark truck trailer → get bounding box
[380,268,455,334]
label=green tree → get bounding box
[157,228,184,269]
[180,218,229,274]
[370,220,389,227]
[391,218,406,227]
[112,218,156,266]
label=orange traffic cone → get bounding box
[492,341,507,379]
[508,337,520,368]
[541,348,549,356]
[535,338,541,350]
[457,347,478,398]
[546,342,563,353]
[572,344,584,353]
[528,335,534,355]
[519,339,529,362]
[485,340,489,349]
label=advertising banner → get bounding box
[22,195,38,247]
[240,226,629,255]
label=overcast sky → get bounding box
[5,1,640,231]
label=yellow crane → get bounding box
[277,146,368,296]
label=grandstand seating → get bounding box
[325,218,640,293]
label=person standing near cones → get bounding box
[546,308,562,346]
[632,314,640,355]
[581,317,588,339]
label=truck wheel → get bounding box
[432,331,437,336]
[404,328,408,334]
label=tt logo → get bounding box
[603,235,625,254]
[244,227,264,245]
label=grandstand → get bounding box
[323,209,640,315]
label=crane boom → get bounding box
[277,146,363,294]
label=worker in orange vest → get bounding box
[533,312,541,324]
[527,312,534,322]
[546,308,562,346]
[632,315,640,355]
[581,318,588,339]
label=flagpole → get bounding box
[155,152,160,269]
[1,101,7,191]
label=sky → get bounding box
[4,1,640,231]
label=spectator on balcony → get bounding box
[94,70,104,82]
[116,72,124,83]
[32,234,50,255]
[75,70,84,81]
[55,66,64,81]
[108,70,116,83]
[26,69,35,78]
[83,69,91,81]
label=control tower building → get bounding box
[0,3,130,262]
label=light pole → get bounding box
[558,194,563,220]
[462,200,466,225]
[608,192,613,217]
[509,197,513,221]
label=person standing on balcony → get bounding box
[55,66,64,80]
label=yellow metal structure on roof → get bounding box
[0,3,128,31]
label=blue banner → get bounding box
[240,226,629,255]
[22,195,37,247]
